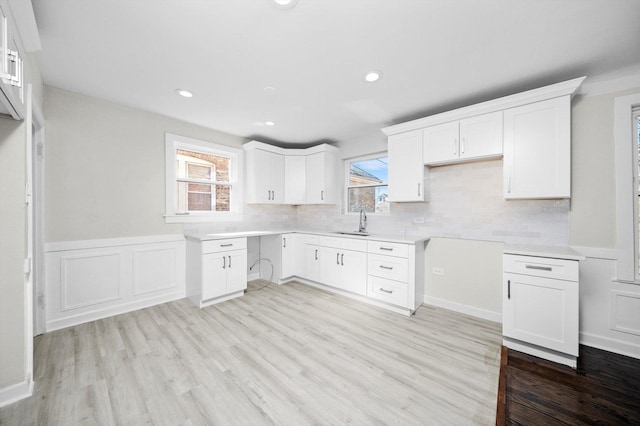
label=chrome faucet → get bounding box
[359,209,367,233]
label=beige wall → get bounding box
[0,53,44,389]
[43,86,247,242]
[569,86,640,248]
[425,238,504,314]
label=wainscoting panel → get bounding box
[610,290,640,337]
[45,235,185,331]
[61,251,122,311]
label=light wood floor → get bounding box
[1,280,502,425]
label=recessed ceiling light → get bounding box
[264,86,277,95]
[272,0,297,10]
[364,71,383,83]
[175,89,193,98]
[265,121,276,126]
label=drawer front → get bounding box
[202,238,247,254]
[368,276,408,308]
[304,234,321,245]
[503,254,578,281]
[319,236,367,252]
[368,254,409,282]
[367,241,409,258]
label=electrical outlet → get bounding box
[432,267,444,275]
[413,216,425,224]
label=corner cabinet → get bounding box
[387,129,428,202]
[503,96,571,199]
[186,238,248,308]
[281,233,304,279]
[243,141,339,205]
[502,247,583,368]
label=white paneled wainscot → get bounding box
[44,235,186,331]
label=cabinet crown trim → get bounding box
[243,140,339,155]
[381,76,585,136]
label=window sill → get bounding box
[164,213,243,224]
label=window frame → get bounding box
[344,152,390,215]
[613,93,640,283]
[165,133,243,223]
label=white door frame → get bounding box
[29,85,45,336]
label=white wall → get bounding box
[0,52,43,402]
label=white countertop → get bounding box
[184,229,430,245]
[504,244,585,261]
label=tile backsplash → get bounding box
[188,159,569,246]
[297,159,569,246]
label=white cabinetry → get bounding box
[284,155,306,204]
[244,143,284,204]
[423,111,503,166]
[503,96,571,199]
[186,238,247,308]
[305,243,323,282]
[244,141,339,205]
[281,233,304,278]
[503,249,582,368]
[306,150,338,204]
[0,0,24,119]
[387,129,427,202]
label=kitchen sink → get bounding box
[333,231,370,236]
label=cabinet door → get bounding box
[282,234,304,278]
[226,250,248,293]
[388,129,426,202]
[322,247,341,288]
[459,111,503,160]
[253,149,285,203]
[423,121,459,165]
[503,96,571,199]
[201,253,228,300]
[305,244,323,282]
[337,249,367,296]
[503,272,578,356]
[284,155,306,204]
[306,151,337,204]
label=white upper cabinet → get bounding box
[422,111,502,166]
[306,150,337,204]
[284,155,306,204]
[244,144,285,204]
[388,129,427,202]
[503,96,571,199]
[0,1,25,119]
[244,141,338,205]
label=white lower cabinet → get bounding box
[281,233,304,278]
[295,234,425,315]
[503,251,581,368]
[187,238,247,307]
[323,247,367,296]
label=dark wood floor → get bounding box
[497,345,640,425]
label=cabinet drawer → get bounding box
[304,234,321,245]
[368,254,409,282]
[367,241,409,258]
[368,276,408,308]
[202,238,247,254]
[320,236,367,252]
[503,254,578,282]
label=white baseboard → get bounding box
[424,295,502,323]
[0,376,34,408]
[580,331,640,360]
[46,290,185,332]
[247,272,260,281]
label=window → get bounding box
[165,134,243,222]
[613,94,640,282]
[345,154,389,214]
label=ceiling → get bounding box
[31,0,640,146]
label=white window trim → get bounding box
[165,133,243,223]
[344,152,390,215]
[613,93,640,283]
